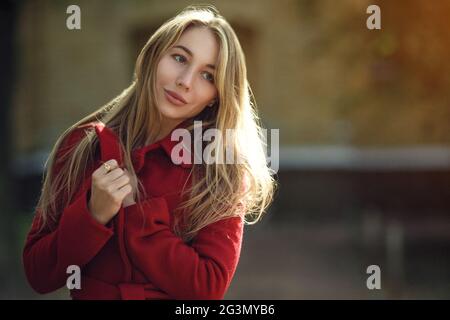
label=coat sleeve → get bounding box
[22,128,114,294]
[125,197,244,300]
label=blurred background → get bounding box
[1,0,450,299]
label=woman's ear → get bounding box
[208,99,217,107]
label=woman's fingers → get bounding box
[93,159,119,178]
[110,174,131,191]
[104,167,126,183]
[89,159,135,225]
[102,159,119,174]
[114,184,133,200]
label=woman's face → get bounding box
[155,26,219,129]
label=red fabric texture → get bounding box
[23,121,244,300]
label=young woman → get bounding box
[23,5,275,300]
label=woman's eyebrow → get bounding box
[173,45,216,70]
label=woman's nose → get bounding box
[176,68,195,90]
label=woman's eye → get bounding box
[202,72,214,83]
[172,54,186,63]
[173,54,214,83]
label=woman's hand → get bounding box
[122,169,137,208]
[88,159,134,225]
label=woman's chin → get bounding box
[158,108,187,124]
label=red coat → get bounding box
[23,121,244,300]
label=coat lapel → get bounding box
[93,121,132,282]
[94,122,123,167]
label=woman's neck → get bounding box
[145,118,184,146]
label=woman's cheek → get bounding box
[158,57,175,78]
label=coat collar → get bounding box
[93,120,193,172]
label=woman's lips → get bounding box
[164,89,187,106]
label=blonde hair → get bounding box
[36,4,276,242]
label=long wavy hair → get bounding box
[36,4,276,242]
